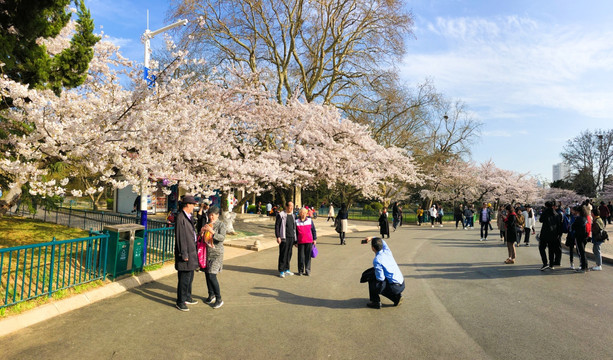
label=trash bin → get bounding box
[104,224,145,278]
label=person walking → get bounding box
[607,201,613,225]
[327,202,335,222]
[361,237,405,309]
[497,205,507,241]
[295,208,317,276]
[337,203,349,245]
[522,205,536,246]
[598,202,610,228]
[552,202,565,266]
[503,205,518,264]
[464,204,474,229]
[566,206,578,269]
[539,201,562,271]
[417,206,424,226]
[454,204,464,229]
[275,201,297,277]
[174,195,199,312]
[202,206,226,309]
[590,207,607,271]
[392,202,400,232]
[478,202,492,241]
[573,205,589,273]
[438,205,444,227]
[429,204,438,228]
[379,207,390,239]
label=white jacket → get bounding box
[429,206,438,217]
[522,210,536,229]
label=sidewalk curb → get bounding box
[561,243,613,266]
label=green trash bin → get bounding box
[131,231,144,272]
[104,224,145,278]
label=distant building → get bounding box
[552,163,569,182]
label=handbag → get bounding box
[311,244,318,258]
[197,234,207,269]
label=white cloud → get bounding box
[482,130,512,137]
[106,37,133,49]
[401,15,613,120]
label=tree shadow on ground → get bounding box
[249,287,367,309]
[400,262,577,281]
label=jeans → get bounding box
[480,222,489,239]
[368,279,405,303]
[593,241,604,266]
[177,270,194,305]
[278,238,294,272]
[297,242,314,274]
[576,239,588,269]
[205,272,221,300]
[539,236,555,266]
[524,228,531,244]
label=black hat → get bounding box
[182,195,197,204]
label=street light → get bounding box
[138,13,188,260]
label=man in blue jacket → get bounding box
[362,237,405,309]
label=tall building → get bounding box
[552,163,569,182]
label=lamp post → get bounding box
[139,13,188,262]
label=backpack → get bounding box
[561,214,571,234]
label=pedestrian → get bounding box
[202,205,226,309]
[417,205,424,226]
[392,202,400,231]
[454,204,464,229]
[429,204,438,228]
[398,205,403,227]
[552,202,564,266]
[515,206,525,247]
[266,202,272,216]
[464,204,473,229]
[607,201,613,225]
[327,202,335,222]
[174,195,199,312]
[379,207,390,239]
[566,206,578,269]
[598,201,610,228]
[256,201,262,215]
[336,203,349,245]
[361,237,405,309]
[539,201,562,271]
[573,205,589,273]
[295,208,317,276]
[522,205,536,246]
[478,202,492,241]
[275,201,297,278]
[497,205,506,241]
[503,204,518,264]
[487,203,494,231]
[438,205,444,227]
[590,207,607,271]
[196,200,209,235]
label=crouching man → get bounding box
[361,237,405,309]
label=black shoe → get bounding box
[393,295,403,307]
[296,272,302,276]
[366,301,381,309]
[185,299,198,305]
[304,272,310,276]
[212,300,224,309]
[540,265,549,271]
[204,296,216,304]
[176,303,189,312]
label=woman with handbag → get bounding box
[295,208,317,276]
[202,206,226,309]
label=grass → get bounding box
[0,216,90,248]
[226,230,261,239]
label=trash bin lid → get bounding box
[103,224,145,232]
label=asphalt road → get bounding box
[2,223,613,360]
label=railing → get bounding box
[8,204,168,231]
[146,227,176,266]
[0,234,109,309]
[339,207,454,223]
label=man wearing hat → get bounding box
[174,195,199,311]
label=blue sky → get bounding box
[84,0,613,182]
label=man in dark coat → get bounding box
[174,195,199,311]
[378,208,390,239]
[539,201,563,271]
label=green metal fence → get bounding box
[146,227,175,266]
[0,234,109,309]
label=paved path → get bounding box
[2,223,613,359]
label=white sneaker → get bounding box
[431,225,434,228]
[285,270,294,276]
[570,263,575,270]
[279,272,285,278]
[439,225,443,227]
[591,266,602,271]
[479,238,484,241]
